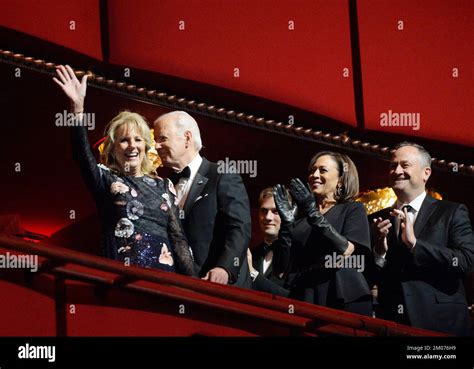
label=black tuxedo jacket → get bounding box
[251,242,289,297]
[181,157,252,287]
[369,195,474,336]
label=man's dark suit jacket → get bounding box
[181,157,252,288]
[369,195,474,336]
[251,242,289,297]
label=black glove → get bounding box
[271,184,295,273]
[289,178,349,254]
[273,184,295,226]
[288,178,316,215]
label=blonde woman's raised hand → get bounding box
[53,64,88,112]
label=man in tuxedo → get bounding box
[370,142,473,335]
[153,111,251,288]
[247,187,289,297]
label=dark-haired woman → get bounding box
[273,151,373,316]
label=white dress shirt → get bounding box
[263,249,273,275]
[394,190,426,238]
[175,154,203,209]
[375,191,427,267]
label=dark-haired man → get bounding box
[248,187,289,297]
[370,142,473,335]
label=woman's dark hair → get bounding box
[308,151,359,203]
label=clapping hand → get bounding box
[288,178,316,215]
[289,178,350,255]
[273,184,296,225]
[373,217,391,255]
[390,208,416,249]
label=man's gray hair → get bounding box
[154,111,203,151]
[394,141,432,168]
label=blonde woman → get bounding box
[53,65,196,276]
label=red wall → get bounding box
[358,0,474,145]
[0,0,103,60]
[1,0,472,145]
[107,0,356,125]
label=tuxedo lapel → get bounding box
[254,242,275,277]
[414,196,437,238]
[253,245,265,274]
[183,160,210,217]
[258,258,265,274]
[263,259,273,277]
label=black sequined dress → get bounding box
[71,124,196,276]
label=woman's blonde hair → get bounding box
[100,111,155,176]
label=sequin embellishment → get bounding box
[110,181,130,195]
[97,163,110,171]
[117,245,131,253]
[127,200,144,220]
[161,193,172,207]
[143,176,157,186]
[115,218,134,238]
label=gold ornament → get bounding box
[356,188,443,215]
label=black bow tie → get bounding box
[170,166,191,185]
[263,242,274,254]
